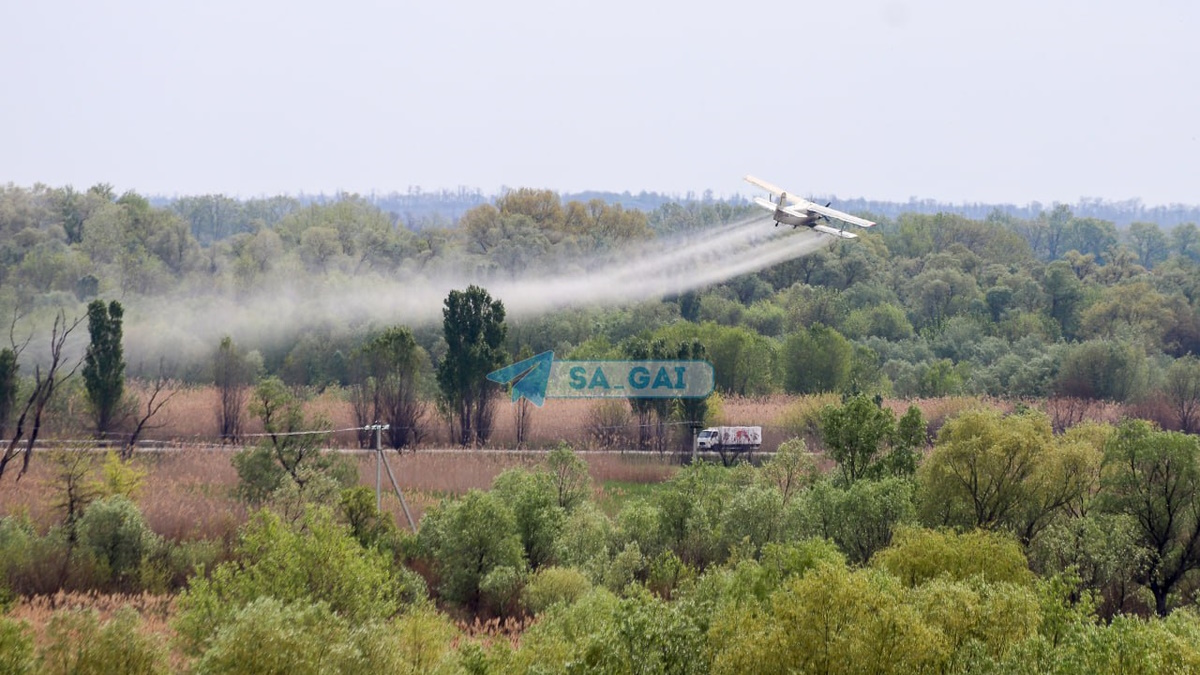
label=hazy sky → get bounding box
[2,0,1197,206]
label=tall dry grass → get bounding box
[4,385,1135,539]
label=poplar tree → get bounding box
[437,285,507,445]
[83,300,125,437]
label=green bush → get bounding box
[77,496,159,591]
[174,507,423,655]
[480,565,525,617]
[0,516,70,596]
[552,502,614,584]
[791,477,916,565]
[514,586,706,675]
[0,615,34,675]
[193,598,361,675]
[38,608,167,675]
[416,490,525,609]
[522,566,592,615]
[491,468,565,570]
[872,527,1033,587]
[196,598,462,675]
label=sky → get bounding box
[2,0,1197,207]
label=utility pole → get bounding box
[373,422,383,511]
[367,422,416,532]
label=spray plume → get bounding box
[123,214,831,364]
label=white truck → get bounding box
[696,426,762,465]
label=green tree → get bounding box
[782,324,853,395]
[1041,260,1085,338]
[918,409,1051,535]
[673,338,710,452]
[1172,222,1200,261]
[1054,340,1146,402]
[796,477,916,564]
[1099,420,1200,616]
[0,348,15,440]
[417,490,525,609]
[699,324,777,396]
[1065,216,1119,260]
[652,463,732,568]
[213,336,254,442]
[82,299,126,437]
[232,377,352,505]
[545,443,590,511]
[759,437,818,507]
[352,326,425,449]
[710,563,942,675]
[818,394,917,484]
[437,285,507,445]
[624,337,672,452]
[872,526,1033,587]
[491,468,564,570]
[1129,221,1170,269]
[77,495,159,592]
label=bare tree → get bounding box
[122,361,179,459]
[588,399,629,450]
[1045,396,1095,434]
[1,311,84,481]
[514,396,533,447]
[1165,356,1200,434]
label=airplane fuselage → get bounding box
[773,207,820,228]
[773,192,819,228]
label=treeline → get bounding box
[6,181,1200,427]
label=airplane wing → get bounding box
[813,224,859,239]
[744,175,788,197]
[752,196,779,213]
[777,203,859,238]
[746,175,875,228]
[790,198,877,229]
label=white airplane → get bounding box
[744,175,875,239]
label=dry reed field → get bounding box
[1,385,1132,538]
[59,383,1128,452]
[0,443,680,536]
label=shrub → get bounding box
[0,616,34,675]
[545,443,590,511]
[77,495,159,591]
[872,527,1033,587]
[416,490,525,609]
[174,507,423,655]
[39,608,167,675]
[552,503,614,584]
[480,565,525,617]
[491,468,565,570]
[791,477,916,565]
[193,598,361,675]
[522,566,593,615]
[0,516,70,596]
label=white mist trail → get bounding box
[123,215,832,365]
